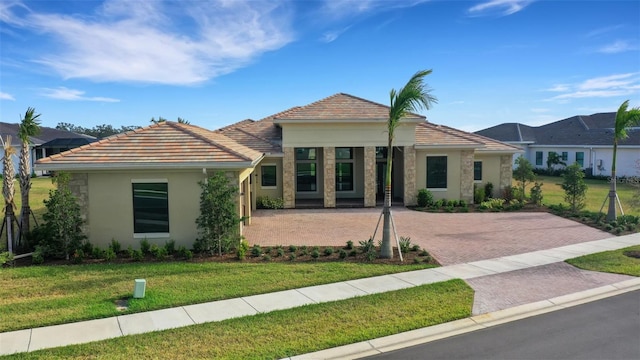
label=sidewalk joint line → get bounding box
[181,306,197,325]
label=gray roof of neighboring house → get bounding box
[475,112,640,146]
[0,122,95,146]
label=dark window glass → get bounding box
[132,183,169,233]
[376,147,387,159]
[296,163,317,191]
[295,148,316,160]
[336,163,353,191]
[576,152,584,167]
[535,151,543,165]
[261,165,277,187]
[427,156,447,189]
[561,152,568,161]
[336,147,352,160]
[474,161,482,181]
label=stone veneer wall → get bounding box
[459,150,474,204]
[283,147,295,208]
[403,146,417,206]
[499,155,513,194]
[364,146,376,207]
[68,173,90,237]
[323,147,336,208]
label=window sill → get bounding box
[134,233,171,239]
[426,188,447,192]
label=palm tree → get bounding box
[606,100,640,221]
[380,70,437,259]
[17,107,41,242]
[2,136,18,253]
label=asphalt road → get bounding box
[366,290,640,360]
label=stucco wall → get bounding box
[415,149,462,201]
[473,155,503,197]
[254,157,284,201]
[83,170,224,249]
[280,122,416,147]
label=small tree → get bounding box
[195,172,243,256]
[513,156,535,202]
[42,172,85,260]
[546,152,566,172]
[17,107,41,244]
[562,163,588,213]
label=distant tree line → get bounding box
[55,123,141,139]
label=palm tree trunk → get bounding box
[380,143,394,259]
[19,143,31,246]
[606,141,618,221]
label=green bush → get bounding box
[474,186,485,204]
[349,249,357,257]
[276,248,285,257]
[164,240,176,255]
[251,244,262,258]
[338,249,347,259]
[289,253,296,262]
[358,238,375,253]
[479,198,505,210]
[103,248,116,261]
[109,239,121,254]
[256,196,285,209]
[236,239,249,260]
[530,182,543,206]
[177,246,193,260]
[150,244,168,260]
[91,247,104,259]
[365,249,377,262]
[71,249,85,264]
[345,240,354,250]
[311,249,320,259]
[263,255,271,262]
[411,244,421,252]
[323,247,334,256]
[140,239,151,255]
[1,251,14,266]
[32,246,45,265]
[288,245,297,253]
[399,236,412,253]
[417,189,434,207]
[132,249,144,261]
[484,182,494,199]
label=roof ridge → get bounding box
[419,122,483,145]
[170,122,258,162]
[516,123,523,142]
[576,115,589,130]
[234,127,277,146]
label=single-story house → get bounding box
[0,122,96,175]
[35,93,521,249]
[475,112,640,177]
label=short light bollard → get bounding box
[133,279,146,299]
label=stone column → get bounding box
[499,155,513,196]
[323,147,336,208]
[283,147,295,208]
[69,173,90,237]
[364,146,376,207]
[459,150,474,204]
[243,177,251,226]
[403,146,417,206]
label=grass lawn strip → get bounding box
[1,280,473,360]
[566,245,640,277]
[0,262,433,333]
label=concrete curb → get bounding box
[285,278,640,360]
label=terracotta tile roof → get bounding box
[274,93,425,121]
[416,122,522,153]
[36,121,263,169]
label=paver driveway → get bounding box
[243,207,613,265]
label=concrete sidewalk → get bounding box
[1,233,639,356]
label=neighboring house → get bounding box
[475,112,640,177]
[0,122,96,175]
[35,93,520,249]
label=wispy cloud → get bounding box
[1,0,294,85]
[320,26,351,43]
[467,0,534,17]
[586,24,624,38]
[0,91,15,100]
[547,73,640,100]
[40,87,120,102]
[597,40,638,54]
[545,84,570,92]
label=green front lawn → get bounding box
[0,261,434,333]
[1,280,474,360]
[566,245,640,276]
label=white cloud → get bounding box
[547,73,640,101]
[597,40,638,54]
[467,0,534,17]
[320,26,351,43]
[586,25,624,38]
[321,0,429,19]
[0,92,15,100]
[40,87,120,102]
[529,108,549,113]
[546,84,570,92]
[1,0,294,85]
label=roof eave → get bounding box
[35,161,260,172]
[274,117,424,125]
[414,144,482,150]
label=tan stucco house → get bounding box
[36,93,521,249]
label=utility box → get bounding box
[133,279,146,299]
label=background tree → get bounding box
[17,107,41,244]
[546,152,566,172]
[562,163,588,213]
[630,159,640,211]
[56,123,140,138]
[380,70,437,259]
[605,100,640,221]
[513,156,535,202]
[195,172,242,256]
[42,172,85,260]
[2,136,17,253]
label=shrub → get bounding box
[82,241,94,256]
[91,247,104,259]
[458,199,467,208]
[236,239,249,260]
[358,238,375,254]
[251,244,262,257]
[479,198,505,210]
[513,156,535,202]
[132,249,144,262]
[263,255,271,262]
[474,185,485,204]
[265,246,273,255]
[365,249,377,262]
[103,248,116,261]
[338,249,347,259]
[323,247,334,256]
[345,240,354,250]
[349,249,357,257]
[562,163,588,213]
[276,248,285,257]
[311,249,320,259]
[149,244,167,260]
[109,239,121,254]
[413,258,422,264]
[256,196,285,209]
[300,246,309,256]
[288,245,297,253]
[419,249,430,257]
[0,252,14,266]
[177,246,193,260]
[484,182,494,199]
[289,253,296,262]
[411,244,421,252]
[530,182,543,206]
[140,239,151,255]
[399,236,412,253]
[617,214,639,226]
[164,240,176,255]
[32,246,45,265]
[505,200,524,211]
[71,249,84,264]
[417,189,434,207]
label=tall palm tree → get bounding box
[17,107,41,242]
[380,70,437,259]
[2,136,18,253]
[606,100,640,221]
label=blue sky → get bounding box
[1,0,639,133]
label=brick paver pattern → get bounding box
[244,207,613,265]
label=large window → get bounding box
[561,152,568,161]
[535,151,543,165]
[427,156,447,189]
[473,161,482,181]
[335,147,354,192]
[132,182,169,234]
[576,152,584,167]
[261,165,277,187]
[296,148,317,192]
